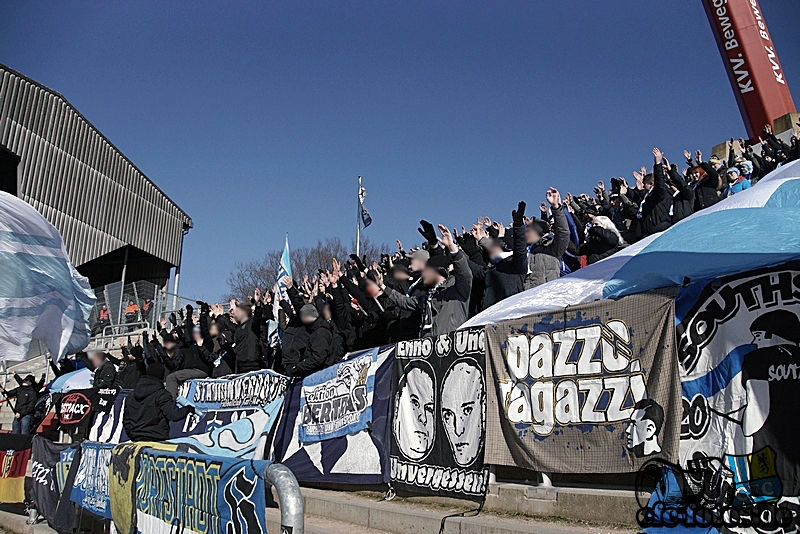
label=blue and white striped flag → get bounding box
[276,234,292,301]
[0,191,95,361]
[268,235,293,347]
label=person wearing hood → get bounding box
[468,201,528,310]
[637,148,673,237]
[164,305,215,400]
[122,362,194,441]
[524,188,570,290]
[1,374,44,434]
[722,166,751,198]
[285,304,343,377]
[377,225,472,337]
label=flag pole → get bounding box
[356,175,362,257]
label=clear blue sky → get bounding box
[2,1,799,301]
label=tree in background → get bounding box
[225,236,389,300]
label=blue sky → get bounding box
[2,1,799,301]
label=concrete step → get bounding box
[298,487,637,534]
[267,508,396,534]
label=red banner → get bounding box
[702,0,795,139]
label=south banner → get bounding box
[676,261,800,506]
[0,434,32,502]
[390,329,488,501]
[299,346,380,443]
[484,292,680,473]
[30,437,72,529]
[132,448,271,534]
[177,369,288,413]
[273,345,394,485]
[70,441,115,518]
[168,398,283,460]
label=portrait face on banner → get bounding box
[440,359,485,467]
[393,361,436,461]
[390,328,488,502]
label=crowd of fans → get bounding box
[4,127,799,436]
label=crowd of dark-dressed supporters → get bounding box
[4,127,800,440]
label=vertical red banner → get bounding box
[702,0,796,139]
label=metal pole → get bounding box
[172,227,188,310]
[264,463,304,534]
[356,175,361,257]
[117,247,129,326]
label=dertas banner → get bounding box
[484,292,680,473]
[132,448,271,534]
[299,347,380,443]
[177,369,288,413]
[676,262,800,505]
[273,345,394,485]
[30,437,72,530]
[390,328,488,501]
[0,434,32,503]
[70,441,115,518]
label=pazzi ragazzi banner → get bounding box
[676,262,800,510]
[484,292,681,473]
[390,328,488,501]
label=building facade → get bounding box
[0,64,192,290]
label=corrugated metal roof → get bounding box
[0,64,192,267]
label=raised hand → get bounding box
[253,287,261,304]
[281,276,293,289]
[683,149,691,161]
[470,224,487,241]
[653,147,663,164]
[695,150,703,163]
[492,220,505,237]
[545,187,562,208]
[437,224,458,253]
[597,180,605,191]
[511,201,526,226]
[396,239,403,251]
[331,257,341,276]
[418,220,438,246]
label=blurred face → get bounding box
[300,314,316,326]
[209,323,220,337]
[192,330,203,344]
[365,279,380,298]
[488,244,505,260]
[89,352,104,368]
[421,266,445,287]
[525,226,541,246]
[392,269,411,281]
[233,306,250,323]
[409,257,426,273]
[163,339,176,351]
[322,303,332,321]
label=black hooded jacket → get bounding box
[3,384,38,417]
[122,375,192,441]
[291,318,343,377]
[639,164,673,237]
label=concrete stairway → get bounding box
[266,488,637,534]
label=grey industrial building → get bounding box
[0,64,192,291]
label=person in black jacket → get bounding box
[1,374,43,434]
[231,292,265,373]
[87,351,117,389]
[122,362,194,441]
[164,305,215,400]
[468,202,528,310]
[684,149,721,212]
[637,148,673,237]
[667,164,694,225]
[569,215,626,264]
[286,305,343,377]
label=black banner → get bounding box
[390,328,488,501]
[56,387,119,428]
[30,437,72,529]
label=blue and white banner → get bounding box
[177,369,288,414]
[299,347,381,443]
[133,449,271,534]
[169,398,283,460]
[170,408,259,438]
[70,441,114,519]
[273,345,394,485]
[0,191,95,361]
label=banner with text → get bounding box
[70,441,115,518]
[177,369,288,413]
[30,437,72,530]
[484,292,680,473]
[132,448,271,534]
[676,261,800,508]
[390,329,488,501]
[274,345,394,485]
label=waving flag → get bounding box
[0,191,95,361]
[464,160,800,326]
[359,184,372,228]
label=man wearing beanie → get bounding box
[285,304,343,377]
[123,362,194,441]
[377,224,472,337]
